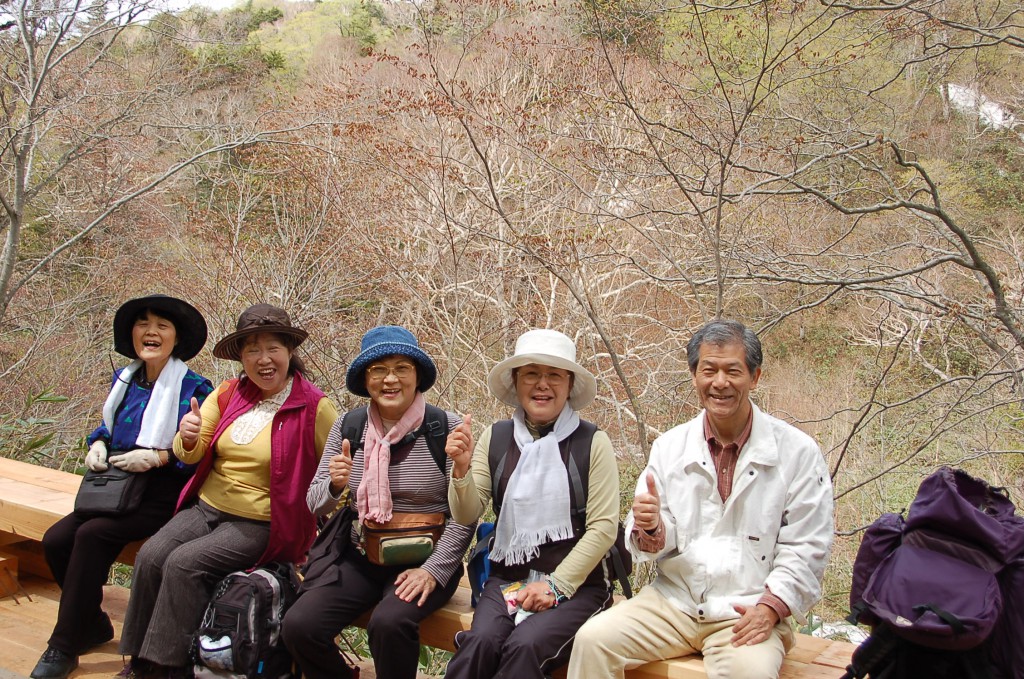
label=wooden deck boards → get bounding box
[0,576,856,679]
[0,576,128,679]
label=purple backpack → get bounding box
[849,467,1024,653]
[990,552,1024,679]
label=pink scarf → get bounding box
[356,392,426,523]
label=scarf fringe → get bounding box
[490,525,576,565]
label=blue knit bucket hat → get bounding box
[346,325,437,397]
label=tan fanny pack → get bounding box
[359,512,446,567]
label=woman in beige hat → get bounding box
[444,329,620,679]
[118,304,338,679]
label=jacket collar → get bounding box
[681,402,780,471]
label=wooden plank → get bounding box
[0,552,18,597]
[815,638,859,669]
[1,540,54,579]
[0,479,76,541]
[0,576,126,679]
[0,457,83,494]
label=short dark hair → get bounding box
[686,319,762,374]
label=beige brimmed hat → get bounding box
[487,329,598,409]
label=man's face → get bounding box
[692,340,761,434]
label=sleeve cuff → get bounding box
[758,588,791,621]
[632,522,666,553]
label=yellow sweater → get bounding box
[173,381,337,521]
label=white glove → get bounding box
[85,440,108,472]
[108,448,161,473]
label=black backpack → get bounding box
[193,562,299,679]
[339,404,449,475]
[482,419,633,598]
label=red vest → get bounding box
[176,371,327,565]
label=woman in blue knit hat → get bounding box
[282,325,475,679]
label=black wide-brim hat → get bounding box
[113,295,208,361]
[212,303,309,361]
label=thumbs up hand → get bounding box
[632,471,662,532]
[179,397,203,450]
[329,438,353,494]
[445,414,473,479]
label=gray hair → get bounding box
[686,319,763,374]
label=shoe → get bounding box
[84,612,115,650]
[115,658,155,679]
[30,646,79,679]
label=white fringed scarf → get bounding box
[490,403,579,565]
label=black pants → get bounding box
[42,472,182,656]
[282,549,463,679]
[444,576,612,679]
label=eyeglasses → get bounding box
[366,363,416,381]
[516,368,570,386]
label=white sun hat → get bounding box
[487,329,598,409]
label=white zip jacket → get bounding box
[627,402,834,623]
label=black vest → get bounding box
[489,420,611,588]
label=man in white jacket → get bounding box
[567,319,834,679]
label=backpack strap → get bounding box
[341,404,448,476]
[488,420,515,515]
[340,406,369,453]
[566,421,633,598]
[420,404,450,477]
[609,532,634,598]
[566,421,597,519]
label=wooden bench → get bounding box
[0,457,142,574]
[0,456,857,679]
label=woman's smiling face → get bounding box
[132,310,177,368]
[240,332,294,397]
[365,354,419,421]
[514,363,573,425]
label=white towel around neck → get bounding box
[102,357,189,449]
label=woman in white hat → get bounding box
[33,295,213,679]
[444,329,620,679]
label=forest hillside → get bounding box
[1,0,1023,626]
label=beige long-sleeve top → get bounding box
[449,422,619,596]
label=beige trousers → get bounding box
[566,585,794,679]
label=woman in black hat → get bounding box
[118,304,338,679]
[31,295,214,679]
